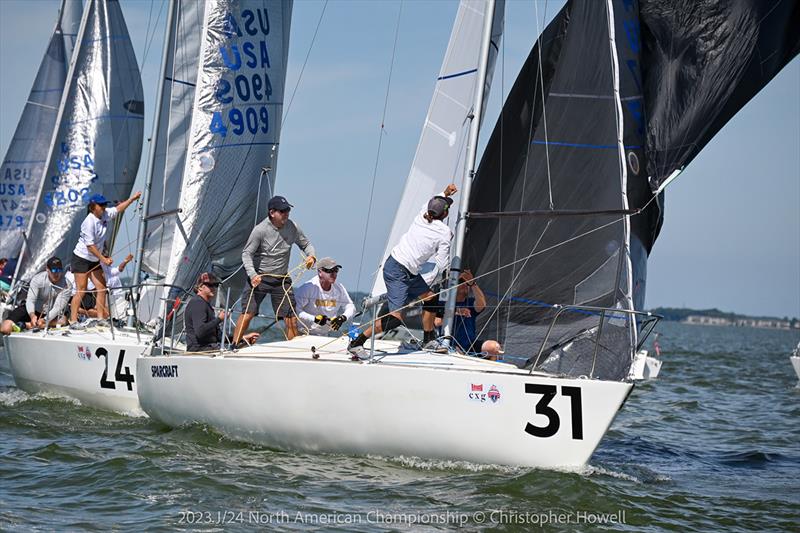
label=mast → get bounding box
[130,0,177,303]
[11,1,92,289]
[442,0,497,341]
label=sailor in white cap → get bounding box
[295,257,356,335]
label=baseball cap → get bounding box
[88,193,109,206]
[427,196,453,218]
[196,271,220,287]
[46,256,63,272]
[268,195,293,211]
[317,257,342,271]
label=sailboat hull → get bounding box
[137,336,632,468]
[791,356,800,381]
[4,329,148,414]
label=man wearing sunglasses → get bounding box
[185,272,259,352]
[234,195,316,344]
[1,257,73,334]
[295,257,356,335]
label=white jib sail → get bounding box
[141,0,208,279]
[15,0,144,283]
[0,0,82,265]
[370,0,505,297]
[162,0,293,293]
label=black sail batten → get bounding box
[463,0,646,380]
[641,0,800,191]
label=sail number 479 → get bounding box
[524,384,583,440]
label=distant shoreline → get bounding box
[648,307,799,330]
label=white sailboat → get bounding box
[5,0,293,414]
[629,349,662,380]
[5,0,146,413]
[791,342,800,381]
[136,0,643,469]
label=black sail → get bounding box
[463,0,799,380]
[464,0,645,380]
[641,0,800,190]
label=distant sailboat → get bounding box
[0,0,82,275]
[791,342,800,381]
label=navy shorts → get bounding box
[71,253,100,274]
[241,276,296,318]
[383,255,431,312]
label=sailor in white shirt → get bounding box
[69,192,140,325]
[86,254,134,319]
[348,184,457,358]
[295,257,356,335]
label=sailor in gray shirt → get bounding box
[1,257,74,334]
[233,195,316,343]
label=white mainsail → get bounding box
[14,0,144,283]
[370,0,504,297]
[141,0,206,278]
[0,0,82,266]
[162,0,293,293]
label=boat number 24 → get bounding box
[96,348,134,391]
[524,384,583,440]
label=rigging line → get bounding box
[497,8,505,341]
[534,0,553,209]
[355,0,404,293]
[505,0,547,335]
[473,218,552,347]
[280,0,328,131]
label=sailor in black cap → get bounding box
[1,257,73,334]
[70,190,141,326]
[233,195,316,343]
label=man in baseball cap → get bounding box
[295,257,356,335]
[234,195,317,344]
[185,271,259,352]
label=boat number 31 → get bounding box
[96,347,135,391]
[524,384,583,440]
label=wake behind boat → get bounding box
[138,335,632,468]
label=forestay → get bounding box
[464,0,644,380]
[0,0,82,266]
[15,0,144,283]
[162,0,292,292]
[370,0,504,297]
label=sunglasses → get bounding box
[49,267,63,273]
[320,267,339,274]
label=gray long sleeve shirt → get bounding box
[26,271,74,322]
[241,218,315,279]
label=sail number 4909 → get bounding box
[524,384,583,440]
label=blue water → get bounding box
[1,322,798,531]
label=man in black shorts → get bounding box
[233,195,316,343]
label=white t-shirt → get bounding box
[390,206,452,277]
[295,276,356,334]
[73,206,119,261]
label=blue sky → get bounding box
[1,0,798,318]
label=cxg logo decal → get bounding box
[468,383,501,403]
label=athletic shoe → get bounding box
[423,339,449,354]
[347,343,369,361]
